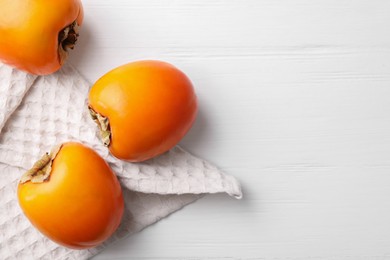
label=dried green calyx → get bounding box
[89,106,111,147]
[20,145,62,184]
[58,21,80,65]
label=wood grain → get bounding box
[68,0,390,259]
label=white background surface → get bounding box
[69,1,390,259]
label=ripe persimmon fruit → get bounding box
[0,0,83,75]
[88,60,198,162]
[17,142,124,249]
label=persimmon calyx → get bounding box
[20,145,62,184]
[58,21,79,65]
[89,107,111,147]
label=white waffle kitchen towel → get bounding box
[0,63,242,259]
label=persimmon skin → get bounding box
[88,60,198,162]
[0,0,83,75]
[17,142,124,249]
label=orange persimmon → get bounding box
[17,142,124,249]
[88,60,198,162]
[0,0,83,75]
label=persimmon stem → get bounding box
[20,145,62,184]
[89,107,111,147]
[58,21,79,65]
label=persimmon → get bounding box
[0,0,83,75]
[17,142,124,249]
[88,60,198,162]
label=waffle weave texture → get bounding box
[0,63,242,259]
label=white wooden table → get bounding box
[70,1,390,259]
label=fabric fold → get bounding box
[0,63,37,132]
